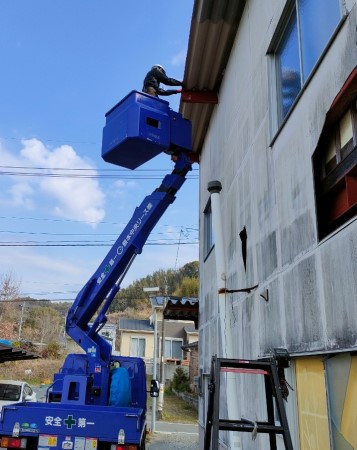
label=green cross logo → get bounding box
[64,415,77,429]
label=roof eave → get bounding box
[180,0,246,154]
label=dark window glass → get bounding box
[276,0,340,121]
[0,384,21,401]
[299,0,340,79]
[278,11,301,118]
[204,200,214,257]
[172,340,183,359]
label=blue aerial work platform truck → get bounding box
[0,91,194,450]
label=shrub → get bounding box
[170,367,191,393]
[41,342,61,359]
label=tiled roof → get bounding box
[0,342,39,364]
[150,296,198,307]
[118,319,154,332]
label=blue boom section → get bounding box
[63,92,193,406]
[66,153,192,341]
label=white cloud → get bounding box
[170,49,186,67]
[2,139,106,225]
[0,246,91,300]
[9,182,35,209]
[114,179,138,190]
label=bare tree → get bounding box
[25,306,63,348]
[0,271,20,302]
[0,272,21,326]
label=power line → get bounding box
[0,229,197,236]
[0,170,198,180]
[0,241,198,247]
[0,215,198,230]
[0,165,199,173]
[0,165,199,180]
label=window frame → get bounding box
[163,337,183,360]
[130,336,146,358]
[313,94,357,240]
[267,0,346,141]
[203,199,214,259]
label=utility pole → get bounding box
[157,279,168,420]
[18,302,26,341]
[143,287,160,431]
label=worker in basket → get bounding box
[142,64,184,97]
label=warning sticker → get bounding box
[39,435,58,447]
[74,437,85,450]
[85,438,97,450]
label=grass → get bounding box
[0,359,62,384]
[160,390,198,423]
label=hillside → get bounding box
[0,261,199,357]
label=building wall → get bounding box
[198,1,357,449]
[120,331,154,360]
[187,333,199,345]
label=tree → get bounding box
[173,277,199,297]
[23,306,63,350]
[0,271,20,302]
[0,272,21,331]
[180,261,199,279]
[109,261,199,313]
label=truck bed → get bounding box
[0,401,145,446]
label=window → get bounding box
[0,384,21,401]
[313,77,357,239]
[164,338,183,360]
[204,200,214,258]
[271,0,341,125]
[130,337,146,357]
[23,385,33,400]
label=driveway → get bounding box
[147,423,198,449]
[147,433,198,449]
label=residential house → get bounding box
[118,297,198,380]
[118,319,154,360]
[182,340,199,388]
[181,1,357,449]
[97,324,118,353]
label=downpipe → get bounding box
[208,181,241,450]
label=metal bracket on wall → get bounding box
[260,289,269,302]
[181,90,218,104]
[219,284,258,294]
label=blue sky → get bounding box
[0,1,198,301]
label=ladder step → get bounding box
[220,367,269,375]
[204,355,294,450]
[218,420,285,434]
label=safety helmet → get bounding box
[153,64,165,72]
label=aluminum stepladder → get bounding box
[204,355,294,450]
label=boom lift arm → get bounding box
[65,151,192,366]
[60,91,193,406]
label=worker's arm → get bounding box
[154,68,182,87]
[157,87,182,96]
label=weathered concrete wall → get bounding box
[198,0,357,447]
[200,0,357,361]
